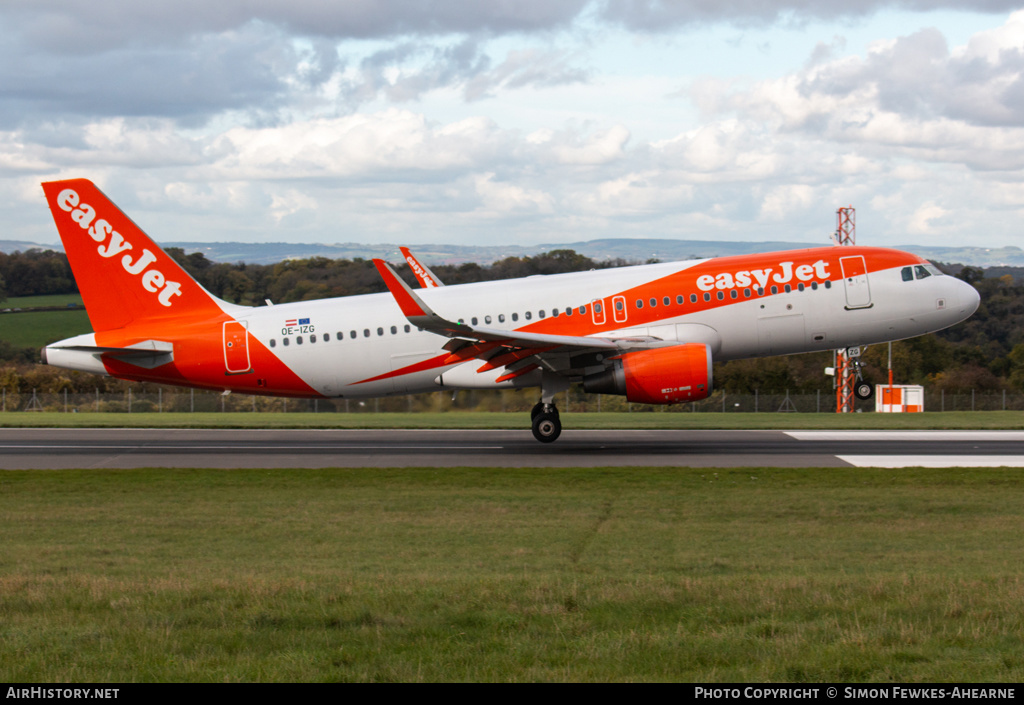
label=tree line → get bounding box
[1,247,1021,396]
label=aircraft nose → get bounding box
[957,278,981,318]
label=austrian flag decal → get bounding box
[281,317,313,335]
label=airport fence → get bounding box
[2,386,1023,414]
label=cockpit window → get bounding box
[903,264,943,282]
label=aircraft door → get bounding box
[840,255,872,309]
[223,321,252,374]
[591,299,606,326]
[612,295,627,324]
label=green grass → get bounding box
[0,309,91,347]
[1,410,1023,429]
[2,294,84,309]
[0,294,90,348]
[2,466,1024,682]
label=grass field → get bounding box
[0,294,89,349]
[0,309,91,347]
[1,410,1023,429]
[1,294,84,309]
[2,466,1023,682]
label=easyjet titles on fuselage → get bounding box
[695,259,831,293]
[55,188,183,307]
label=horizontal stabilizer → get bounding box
[44,336,174,371]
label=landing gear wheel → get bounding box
[854,382,874,400]
[532,412,562,443]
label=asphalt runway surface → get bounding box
[3,428,1024,469]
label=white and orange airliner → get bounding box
[41,178,979,442]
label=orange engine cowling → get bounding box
[582,343,713,404]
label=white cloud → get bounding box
[4,2,1024,251]
[550,125,630,165]
[908,202,951,234]
[473,172,554,214]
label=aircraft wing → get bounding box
[373,259,673,380]
[400,247,445,288]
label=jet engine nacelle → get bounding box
[582,343,713,404]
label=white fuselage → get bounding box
[229,252,977,398]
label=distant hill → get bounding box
[155,239,1024,269]
[0,240,59,254]
[6,238,1024,268]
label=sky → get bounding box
[2,1,1023,251]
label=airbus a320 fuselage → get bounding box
[40,179,980,442]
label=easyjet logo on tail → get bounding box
[56,189,182,307]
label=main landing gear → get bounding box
[530,371,569,443]
[531,401,561,443]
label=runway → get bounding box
[3,428,1024,469]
